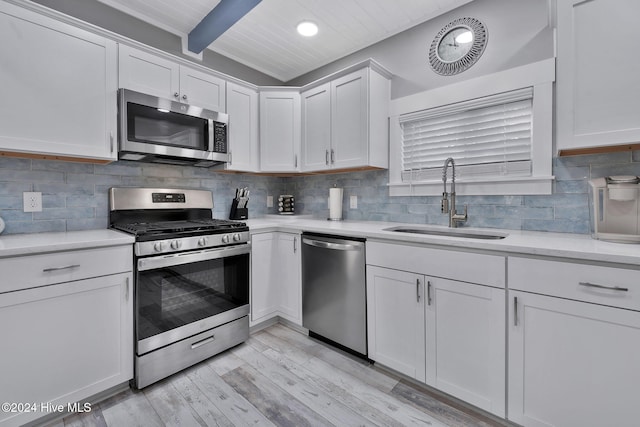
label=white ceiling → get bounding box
[96,0,473,82]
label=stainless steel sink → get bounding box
[383,226,508,240]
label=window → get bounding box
[388,58,555,196]
[400,88,533,183]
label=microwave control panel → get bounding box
[213,122,227,153]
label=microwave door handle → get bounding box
[208,119,215,152]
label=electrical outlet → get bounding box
[350,195,358,209]
[23,192,42,212]
[266,195,273,208]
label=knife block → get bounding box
[229,199,248,220]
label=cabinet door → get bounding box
[250,233,279,325]
[0,273,133,427]
[331,68,369,169]
[277,233,302,324]
[179,66,226,112]
[118,44,180,101]
[301,83,331,171]
[556,0,640,151]
[259,90,301,172]
[226,82,259,172]
[508,291,640,427]
[366,266,425,381]
[426,278,505,417]
[0,2,117,161]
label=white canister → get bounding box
[328,188,343,220]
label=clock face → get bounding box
[437,27,473,62]
[428,17,487,76]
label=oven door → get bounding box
[135,244,250,355]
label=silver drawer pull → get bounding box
[191,335,215,350]
[579,282,629,292]
[43,264,80,273]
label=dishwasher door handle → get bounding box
[302,237,363,251]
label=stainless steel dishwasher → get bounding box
[301,233,367,357]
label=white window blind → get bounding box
[400,87,533,182]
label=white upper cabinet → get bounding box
[556,0,640,153]
[225,82,259,172]
[301,64,390,172]
[259,89,301,172]
[119,45,226,112]
[0,1,117,161]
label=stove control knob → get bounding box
[153,242,165,252]
[198,237,209,247]
[233,233,242,242]
[222,234,231,244]
[170,240,182,250]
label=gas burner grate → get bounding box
[112,219,247,237]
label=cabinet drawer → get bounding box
[509,257,640,311]
[367,241,505,288]
[0,245,132,294]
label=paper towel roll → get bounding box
[329,188,343,220]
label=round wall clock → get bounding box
[429,17,487,76]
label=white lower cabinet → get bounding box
[0,268,132,427]
[250,232,301,327]
[367,266,426,381]
[508,257,640,427]
[426,277,505,417]
[366,241,506,418]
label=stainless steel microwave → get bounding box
[118,89,229,167]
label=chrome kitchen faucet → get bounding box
[441,157,468,228]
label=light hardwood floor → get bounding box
[45,324,510,427]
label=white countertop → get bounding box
[246,217,640,265]
[0,229,135,258]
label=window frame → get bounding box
[388,58,555,196]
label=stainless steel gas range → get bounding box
[109,187,250,388]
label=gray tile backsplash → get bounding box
[0,158,285,235]
[1,151,639,235]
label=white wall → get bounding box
[286,0,554,99]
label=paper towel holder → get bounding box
[328,186,343,221]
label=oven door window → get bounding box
[136,253,249,341]
[127,102,209,150]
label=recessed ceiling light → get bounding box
[297,21,318,37]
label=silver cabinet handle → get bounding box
[427,281,432,306]
[294,154,298,168]
[416,278,420,302]
[228,151,232,165]
[191,335,215,350]
[110,131,114,153]
[325,149,329,166]
[125,277,130,302]
[293,237,297,253]
[174,92,180,98]
[514,296,518,326]
[579,282,629,292]
[330,148,335,164]
[43,264,80,273]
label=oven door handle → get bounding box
[137,243,251,271]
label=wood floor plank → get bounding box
[261,326,399,393]
[231,343,376,426]
[185,363,276,427]
[100,389,164,427]
[221,364,334,427]
[392,381,509,427]
[167,373,234,427]
[259,346,406,427]
[294,351,446,426]
[250,330,314,365]
[62,404,107,427]
[205,348,246,376]
[143,378,208,427]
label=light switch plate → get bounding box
[23,192,42,212]
[350,195,358,209]
[266,195,273,208]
